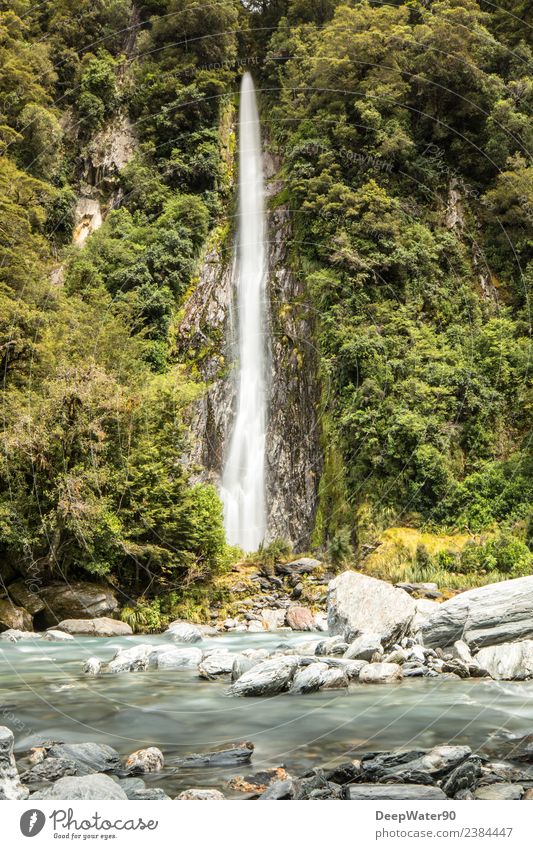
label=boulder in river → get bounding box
[20,757,78,786]
[46,742,121,775]
[175,742,254,768]
[420,575,533,650]
[359,662,403,684]
[177,788,225,799]
[441,757,482,797]
[361,745,471,781]
[290,662,348,694]
[198,651,235,678]
[37,582,118,628]
[230,656,298,696]
[285,605,315,631]
[0,629,41,642]
[124,747,164,774]
[165,621,203,643]
[347,784,447,800]
[343,633,383,662]
[328,571,416,648]
[0,599,32,633]
[154,646,202,670]
[475,640,533,680]
[42,629,74,641]
[30,773,127,800]
[83,657,102,675]
[0,726,29,799]
[54,617,132,637]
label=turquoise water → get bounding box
[2,632,532,796]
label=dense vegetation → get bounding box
[0,0,531,610]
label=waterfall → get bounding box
[220,73,269,552]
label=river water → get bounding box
[2,632,532,797]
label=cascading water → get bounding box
[220,73,269,551]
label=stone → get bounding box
[359,662,403,684]
[230,657,298,696]
[474,783,524,800]
[475,641,533,680]
[0,599,32,633]
[0,629,41,642]
[361,746,471,782]
[6,579,45,615]
[129,787,170,800]
[334,659,367,679]
[523,788,533,799]
[315,635,347,656]
[261,608,287,630]
[42,629,74,641]
[344,634,383,662]
[175,743,254,768]
[396,582,441,598]
[452,639,475,665]
[20,757,78,785]
[30,773,127,800]
[54,617,132,637]
[420,576,533,649]
[247,620,264,632]
[152,646,202,670]
[285,605,315,631]
[293,772,344,800]
[411,599,441,633]
[229,767,290,794]
[165,622,203,643]
[493,734,533,762]
[106,644,153,673]
[276,558,322,577]
[0,726,29,799]
[198,651,235,678]
[290,662,348,694]
[118,777,146,798]
[83,657,102,675]
[46,742,121,775]
[441,757,482,797]
[328,571,416,648]
[124,747,164,774]
[37,583,118,628]
[442,658,471,678]
[231,654,258,682]
[347,784,447,800]
[177,788,225,800]
[258,779,294,799]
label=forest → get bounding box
[0,0,532,627]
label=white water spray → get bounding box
[220,73,269,551]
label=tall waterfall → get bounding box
[220,73,269,551]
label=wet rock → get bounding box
[165,622,203,643]
[293,772,344,800]
[452,640,475,665]
[314,613,328,631]
[37,583,118,628]
[0,600,32,633]
[344,634,383,662]
[347,784,446,800]
[0,629,41,642]
[153,646,202,670]
[474,783,524,800]
[323,762,362,785]
[475,640,533,680]
[229,767,290,794]
[46,742,121,775]
[177,788,225,800]
[42,629,74,642]
[328,571,415,648]
[290,662,347,694]
[30,773,127,800]
[83,657,102,675]
[361,746,471,782]
[231,654,259,682]
[315,635,348,656]
[359,662,403,684]
[129,787,170,800]
[493,734,533,762]
[442,658,471,678]
[420,575,533,649]
[0,726,29,799]
[441,757,482,797]
[54,617,132,637]
[286,605,315,631]
[276,558,321,577]
[258,778,294,799]
[198,651,235,678]
[175,742,254,768]
[118,777,146,798]
[334,658,367,679]
[124,747,164,774]
[106,644,153,673]
[230,656,298,696]
[20,757,78,785]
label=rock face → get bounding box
[475,641,533,680]
[328,571,416,648]
[285,605,315,631]
[0,599,32,632]
[30,774,127,800]
[36,583,118,628]
[231,657,298,697]
[420,576,533,649]
[0,726,29,799]
[54,617,132,637]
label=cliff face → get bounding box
[178,152,322,549]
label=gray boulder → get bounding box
[30,773,127,800]
[344,634,383,662]
[291,662,348,694]
[38,582,118,628]
[152,646,202,670]
[42,629,74,642]
[231,657,298,696]
[420,576,533,649]
[198,651,235,678]
[54,617,132,637]
[328,571,416,648]
[83,657,102,675]
[124,747,164,773]
[276,557,321,577]
[165,622,203,643]
[0,629,41,642]
[347,784,446,800]
[0,726,29,799]
[106,644,153,673]
[359,662,403,683]
[475,640,533,680]
[46,742,121,775]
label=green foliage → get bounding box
[327,527,354,569]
